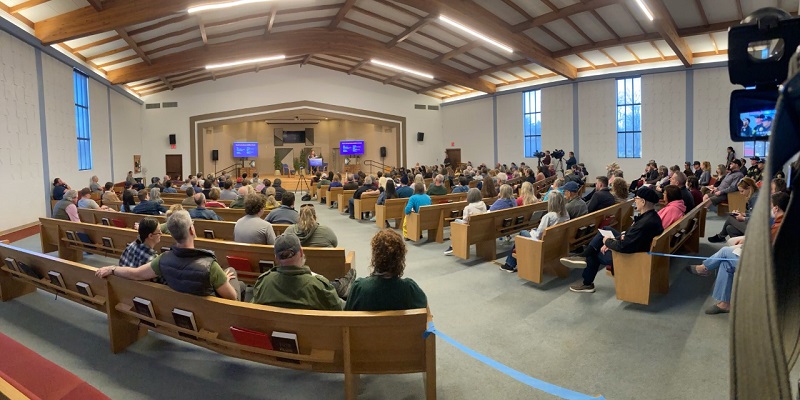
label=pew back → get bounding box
[450,203,549,261]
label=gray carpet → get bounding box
[1,195,796,399]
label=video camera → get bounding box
[552,149,565,160]
[532,151,546,158]
[729,7,800,142]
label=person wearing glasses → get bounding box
[560,186,664,294]
[118,217,162,268]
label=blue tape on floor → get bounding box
[648,252,738,261]
[424,322,604,400]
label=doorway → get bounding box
[165,155,183,181]
[445,148,461,169]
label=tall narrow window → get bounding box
[616,77,641,158]
[74,70,92,170]
[523,90,542,158]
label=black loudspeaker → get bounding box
[169,134,176,145]
[417,132,424,141]
[380,147,387,158]
[211,150,219,161]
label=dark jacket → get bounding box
[273,184,286,201]
[587,188,616,213]
[133,200,167,215]
[354,184,375,199]
[157,248,216,296]
[188,207,222,220]
[605,209,663,254]
[680,187,695,211]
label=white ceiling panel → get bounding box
[149,41,204,59]
[1,0,26,7]
[271,20,329,33]
[419,24,470,48]
[102,58,144,72]
[206,16,265,36]
[93,49,136,66]
[666,0,705,29]
[274,7,339,23]
[569,12,616,42]
[473,0,528,25]
[549,0,582,8]
[338,21,393,42]
[684,34,717,53]
[406,34,455,54]
[442,60,477,74]
[347,10,404,36]
[542,20,589,47]
[132,19,198,43]
[595,4,646,37]
[468,47,511,66]
[208,29,263,45]
[561,54,589,68]
[511,0,555,19]
[701,0,741,23]
[453,53,491,70]
[491,71,521,83]
[603,46,637,63]
[481,75,505,85]
[582,50,616,66]
[19,0,85,22]
[79,39,127,58]
[653,40,676,57]
[627,42,661,60]
[507,66,536,79]
[139,30,199,52]
[358,0,420,26]
[711,31,729,50]
[524,27,568,52]
[396,42,438,60]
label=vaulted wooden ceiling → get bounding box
[0,0,795,99]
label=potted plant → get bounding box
[274,149,282,175]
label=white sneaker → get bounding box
[443,246,453,256]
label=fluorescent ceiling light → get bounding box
[634,0,654,21]
[206,55,285,69]
[438,15,513,53]
[188,0,271,14]
[370,59,434,80]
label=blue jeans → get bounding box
[504,230,531,268]
[349,198,355,218]
[582,227,620,285]
[702,246,739,303]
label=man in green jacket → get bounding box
[251,233,343,310]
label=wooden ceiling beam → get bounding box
[393,0,576,79]
[127,15,191,37]
[160,76,173,91]
[71,34,121,52]
[107,28,496,93]
[539,26,571,49]
[347,60,367,74]
[264,5,278,38]
[87,45,131,61]
[329,0,356,30]
[565,17,595,44]
[552,32,661,57]
[35,0,195,44]
[735,0,743,20]
[434,41,481,63]
[598,49,618,66]
[86,0,103,11]
[383,74,406,84]
[511,0,621,33]
[469,59,530,79]
[301,54,314,66]
[591,10,620,40]
[694,0,709,26]
[386,16,435,48]
[417,82,449,94]
[116,28,151,65]
[96,54,138,68]
[622,2,647,33]
[624,45,641,63]
[646,0,693,66]
[199,22,208,45]
[10,0,50,14]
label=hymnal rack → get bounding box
[0,264,106,308]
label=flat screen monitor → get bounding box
[283,131,306,143]
[340,140,364,156]
[738,110,775,138]
[233,142,258,158]
[729,88,778,141]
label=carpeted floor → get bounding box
[1,194,797,399]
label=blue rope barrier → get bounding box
[647,252,738,261]
[424,322,605,400]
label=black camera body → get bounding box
[729,8,800,142]
[533,151,546,158]
[552,149,565,160]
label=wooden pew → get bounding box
[318,184,330,204]
[450,203,549,261]
[610,200,709,305]
[0,244,435,400]
[429,193,467,204]
[327,187,343,208]
[514,200,634,284]
[353,193,379,220]
[716,191,746,217]
[338,190,356,213]
[406,201,467,242]
[375,198,409,229]
[533,176,557,197]
[38,218,351,284]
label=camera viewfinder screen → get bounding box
[738,110,775,138]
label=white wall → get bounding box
[140,65,443,178]
[442,66,735,179]
[0,30,45,231]
[110,90,142,182]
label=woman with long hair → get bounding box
[121,189,136,212]
[699,161,712,186]
[481,176,498,198]
[500,191,570,272]
[610,178,629,202]
[149,187,163,205]
[264,186,280,211]
[489,184,516,211]
[344,229,427,311]
[708,177,759,242]
[284,204,338,248]
[516,181,539,206]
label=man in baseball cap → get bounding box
[251,233,343,310]
[561,186,664,294]
[563,181,588,219]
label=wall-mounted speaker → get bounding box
[211,150,219,161]
[417,132,424,142]
[380,147,387,158]
[169,134,176,145]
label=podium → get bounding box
[308,157,323,173]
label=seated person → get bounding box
[345,229,428,311]
[219,181,237,200]
[563,181,588,219]
[561,186,664,293]
[610,177,629,202]
[396,175,413,198]
[403,183,432,239]
[426,174,448,196]
[188,193,222,220]
[120,189,136,212]
[266,191,299,224]
[181,187,197,207]
[704,159,745,207]
[101,182,120,204]
[230,185,253,209]
[273,178,286,201]
[658,185,686,229]
[516,181,539,206]
[233,194,276,245]
[149,188,164,205]
[708,177,759,242]
[251,233,345,310]
[52,189,80,222]
[77,187,111,210]
[349,176,380,219]
[489,184,516,211]
[95,210,245,301]
[52,178,69,200]
[89,175,102,193]
[119,217,161,267]
[587,176,616,212]
[284,204,338,247]
[163,180,177,193]
[541,178,565,202]
[686,192,788,314]
[687,176,704,208]
[263,186,280,211]
[132,189,167,215]
[500,191,570,272]
[451,176,469,193]
[316,171,332,189]
[205,187,228,208]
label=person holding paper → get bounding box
[561,186,664,294]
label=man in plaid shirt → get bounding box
[119,218,161,267]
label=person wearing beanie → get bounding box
[396,174,413,198]
[561,186,664,293]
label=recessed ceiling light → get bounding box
[438,16,513,53]
[188,0,272,14]
[634,0,654,21]
[206,55,286,69]
[370,59,434,80]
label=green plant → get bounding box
[274,149,282,171]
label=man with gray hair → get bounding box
[349,175,379,219]
[52,189,80,222]
[188,193,222,220]
[95,210,246,301]
[426,174,447,196]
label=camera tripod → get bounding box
[294,170,310,193]
[554,158,565,177]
